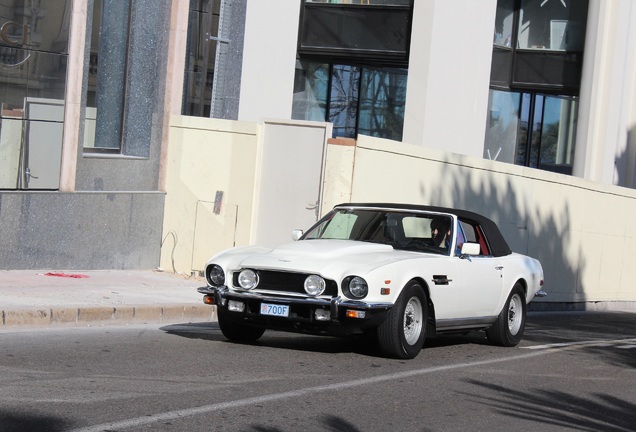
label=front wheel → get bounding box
[217,307,265,342]
[486,283,526,347]
[377,281,428,359]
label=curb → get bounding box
[1,304,217,329]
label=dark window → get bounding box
[484,89,577,174]
[181,0,242,119]
[292,60,329,122]
[517,0,587,51]
[486,0,587,175]
[358,66,407,140]
[293,60,406,141]
[182,0,219,117]
[329,64,360,138]
[494,0,515,48]
[305,0,410,4]
[490,0,588,93]
[298,1,412,64]
[294,1,412,140]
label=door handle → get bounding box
[25,167,38,186]
[432,275,452,285]
[306,200,319,218]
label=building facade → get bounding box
[0,0,176,269]
[0,0,634,270]
[237,0,636,185]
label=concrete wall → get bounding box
[322,135,636,310]
[0,191,164,270]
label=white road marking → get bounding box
[522,337,636,350]
[69,345,577,432]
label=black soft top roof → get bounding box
[335,203,512,257]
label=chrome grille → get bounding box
[232,270,338,296]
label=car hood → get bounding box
[237,239,431,276]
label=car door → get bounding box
[429,218,504,320]
[428,256,502,320]
[453,255,504,317]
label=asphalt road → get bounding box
[0,311,634,432]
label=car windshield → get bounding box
[303,208,454,256]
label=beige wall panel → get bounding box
[619,238,636,299]
[191,202,238,272]
[163,118,636,304]
[320,140,355,217]
[597,235,625,297]
[161,116,258,274]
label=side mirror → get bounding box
[460,242,481,256]
[292,229,304,241]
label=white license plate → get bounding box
[260,303,289,317]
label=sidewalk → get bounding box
[0,270,216,329]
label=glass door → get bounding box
[0,0,70,190]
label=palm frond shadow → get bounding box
[462,379,636,432]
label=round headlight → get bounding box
[238,269,258,289]
[207,264,225,286]
[304,275,326,296]
[347,276,368,299]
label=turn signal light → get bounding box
[203,295,215,305]
[346,310,366,319]
[380,288,391,295]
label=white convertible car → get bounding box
[198,203,545,359]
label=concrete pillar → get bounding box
[238,0,300,122]
[59,0,88,192]
[158,0,190,192]
[573,0,636,188]
[403,0,496,157]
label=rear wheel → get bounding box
[486,283,526,347]
[217,307,265,342]
[377,281,428,359]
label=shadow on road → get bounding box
[248,414,363,432]
[161,322,488,358]
[0,411,70,432]
[462,379,636,432]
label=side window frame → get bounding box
[459,219,492,256]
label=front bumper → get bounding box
[198,286,393,336]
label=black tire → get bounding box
[486,283,526,347]
[377,281,428,359]
[217,307,265,342]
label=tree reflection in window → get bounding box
[329,64,359,138]
[293,60,406,141]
